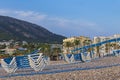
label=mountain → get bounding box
[0,15,66,43]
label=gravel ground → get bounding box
[1,66,120,80]
[0,56,120,80]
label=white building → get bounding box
[93,34,120,57]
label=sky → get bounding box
[0,0,120,38]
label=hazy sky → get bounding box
[0,0,120,38]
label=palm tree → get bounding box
[52,47,61,60]
[74,39,81,53]
[110,42,117,50]
[105,43,111,54]
[41,44,51,57]
[83,39,92,52]
[83,39,92,46]
[64,41,72,54]
[96,46,100,57]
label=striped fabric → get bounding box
[64,54,75,63]
[1,57,17,73]
[28,53,46,71]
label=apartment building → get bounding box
[63,36,91,54]
[93,34,120,57]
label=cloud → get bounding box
[0,9,104,37]
[0,9,47,22]
[14,11,47,21]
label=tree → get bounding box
[96,46,100,57]
[74,39,81,53]
[105,43,110,54]
[52,47,61,60]
[40,44,51,56]
[0,44,6,49]
[83,39,92,53]
[64,41,72,54]
[83,39,92,46]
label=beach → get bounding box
[0,56,120,80]
[1,66,120,80]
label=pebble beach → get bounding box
[0,56,120,80]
